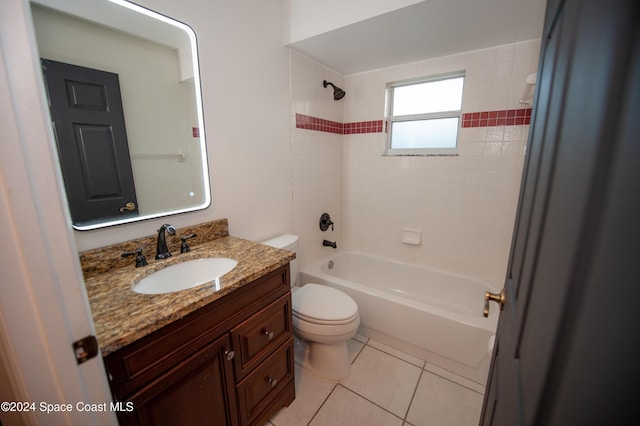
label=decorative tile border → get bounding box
[296,113,343,133]
[296,113,383,135]
[462,108,532,128]
[296,108,532,135]
[344,120,384,134]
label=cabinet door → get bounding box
[118,334,238,426]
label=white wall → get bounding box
[290,52,345,270]
[342,41,540,285]
[71,0,293,250]
[283,0,423,44]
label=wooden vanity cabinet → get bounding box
[104,264,295,426]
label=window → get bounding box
[386,71,465,155]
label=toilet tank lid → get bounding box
[261,234,298,251]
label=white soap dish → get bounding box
[401,228,422,245]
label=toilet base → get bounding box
[298,338,352,381]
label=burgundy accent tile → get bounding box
[192,127,200,138]
[456,107,534,127]
[298,109,531,135]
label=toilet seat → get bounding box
[292,284,358,325]
[293,310,359,326]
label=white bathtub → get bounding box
[299,251,500,384]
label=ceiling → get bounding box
[32,0,190,49]
[289,0,547,75]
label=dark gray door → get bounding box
[41,59,138,227]
[480,0,640,424]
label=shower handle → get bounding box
[483,289,505,318]
[319,213,334,231]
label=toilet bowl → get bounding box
[262,235,360,381]
[292,283,359,380]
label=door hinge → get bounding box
[72,335,99,364]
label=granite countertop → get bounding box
[83,234,294,356]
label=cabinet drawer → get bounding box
[231,293,292,380]
[236,339,294,425]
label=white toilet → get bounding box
[262,234,360,381]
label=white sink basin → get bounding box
[133,258,238,294]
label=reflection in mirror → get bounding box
[31,0,211,230]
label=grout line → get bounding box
[422,363,486,395]
[402,367,425,422]
[305,383,337,426]
[344,340,424,423]
[364,341,426,369]
[336,384,405,423]
[349,342,366,365]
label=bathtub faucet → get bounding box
[322,239,337,249]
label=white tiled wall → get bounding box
[291,40,541,286]
[290,52,344,270]
[342,40,540,286]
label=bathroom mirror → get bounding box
[31,0,211,230]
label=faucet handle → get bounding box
[319,213,334,231]
[122,248,148,267]
[180,234,198,253]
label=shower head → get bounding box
[323,80,346,101]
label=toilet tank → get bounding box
[261,234,298,287]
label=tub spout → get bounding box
[323,239,337,249]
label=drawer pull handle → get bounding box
[263,330,275,340]
[225,350,235,361]
[267,377,278,388]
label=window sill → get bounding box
[384,148,458,156]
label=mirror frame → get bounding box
[32,0,211,231]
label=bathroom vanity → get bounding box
[80,219,296,425]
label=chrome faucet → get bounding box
[155,224,177,259]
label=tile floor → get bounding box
[267,334,486,426]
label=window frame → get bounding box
[384,71,465,156]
